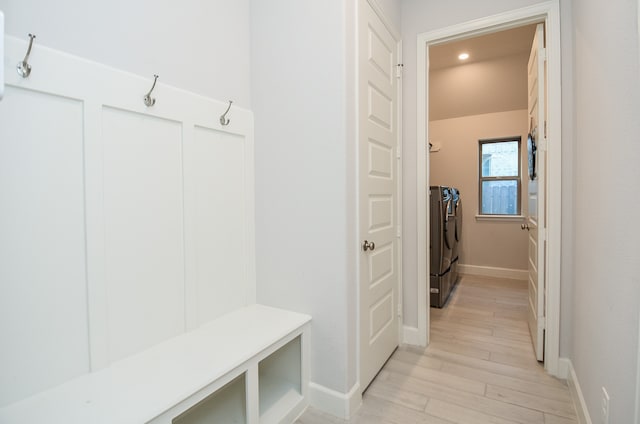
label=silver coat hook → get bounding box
[220,100,232,126]
[17,33,36,78]
[143,74,159,107]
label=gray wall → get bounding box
[250,0,358,395]
[571,0,640,420]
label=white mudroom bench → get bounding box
[0,304,310,424]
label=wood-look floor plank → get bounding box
[430,326,533,351]
[296,408,347,424]
[543,413,579,424]
[425,398,516,424]
[439,362,572,402]
[296,275,577,424]
[430,329,535,357]
[490,350,542,369]
[382,358,487,395]
[485,385,577,419]
[390,348,444,371]
[365,375,429,411]
[426,339,492,360]
[493,328,536,343]
[358,394,455,424]
[382,370,545,423]
[419,347,567,389]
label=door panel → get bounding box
[359,0,399,390]
[527,23,546,362]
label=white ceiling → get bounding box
[429,24,538,70]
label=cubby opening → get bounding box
[172,374,246,424]
[258,336,303,423]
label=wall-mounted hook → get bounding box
[16,33,36,78]
[143,74,159,107]
[220,100,232,126]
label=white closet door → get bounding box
[358,0,400,391]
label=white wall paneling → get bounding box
[0,86,90,406]
[0,35,255,405]
[190,128,249,326]
[102,108,186,363]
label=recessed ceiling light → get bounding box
[458,53,470,60]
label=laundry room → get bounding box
[427,25,536,309]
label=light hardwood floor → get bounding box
[296,274,577,424]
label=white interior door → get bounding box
[526,23,546,362]
[359,0,399,390]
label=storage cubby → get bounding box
[258,336,303,423]
[173,374,247,424]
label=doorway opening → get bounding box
[415,2,562,377]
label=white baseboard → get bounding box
[308,381,362,419]
[402,325,423,346]
[635,310,640,424]
[566,359,593,424]
[558,357,571,380]
[459,264,528,281]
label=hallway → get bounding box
[297,275,577,423]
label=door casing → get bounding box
[415,0,562,376]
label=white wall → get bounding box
[399,0,575,352]
[559,0,575,368]
[250,0,357,396]
[571,0,640,421]
[0,0,251,106]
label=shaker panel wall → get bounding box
[0,87,90,405]
[102,108,186,363]
[192,127,248,326]
[0,36,255,406]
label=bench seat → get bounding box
[0,304,311,424]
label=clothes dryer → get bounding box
[429,186,454,307]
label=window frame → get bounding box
[478,136,522,216]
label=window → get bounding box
[479,137,521,215]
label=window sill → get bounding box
[475,214,525,222]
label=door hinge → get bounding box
[396,226,401,238]
[539,137,548,152]
[539,47,547,61]
[539,315,546,330]
[397,303,402,318]
[544,120,547,139]
[396,63,403,78]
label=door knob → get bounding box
[521,223,530,231]
[363,240,375,251]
